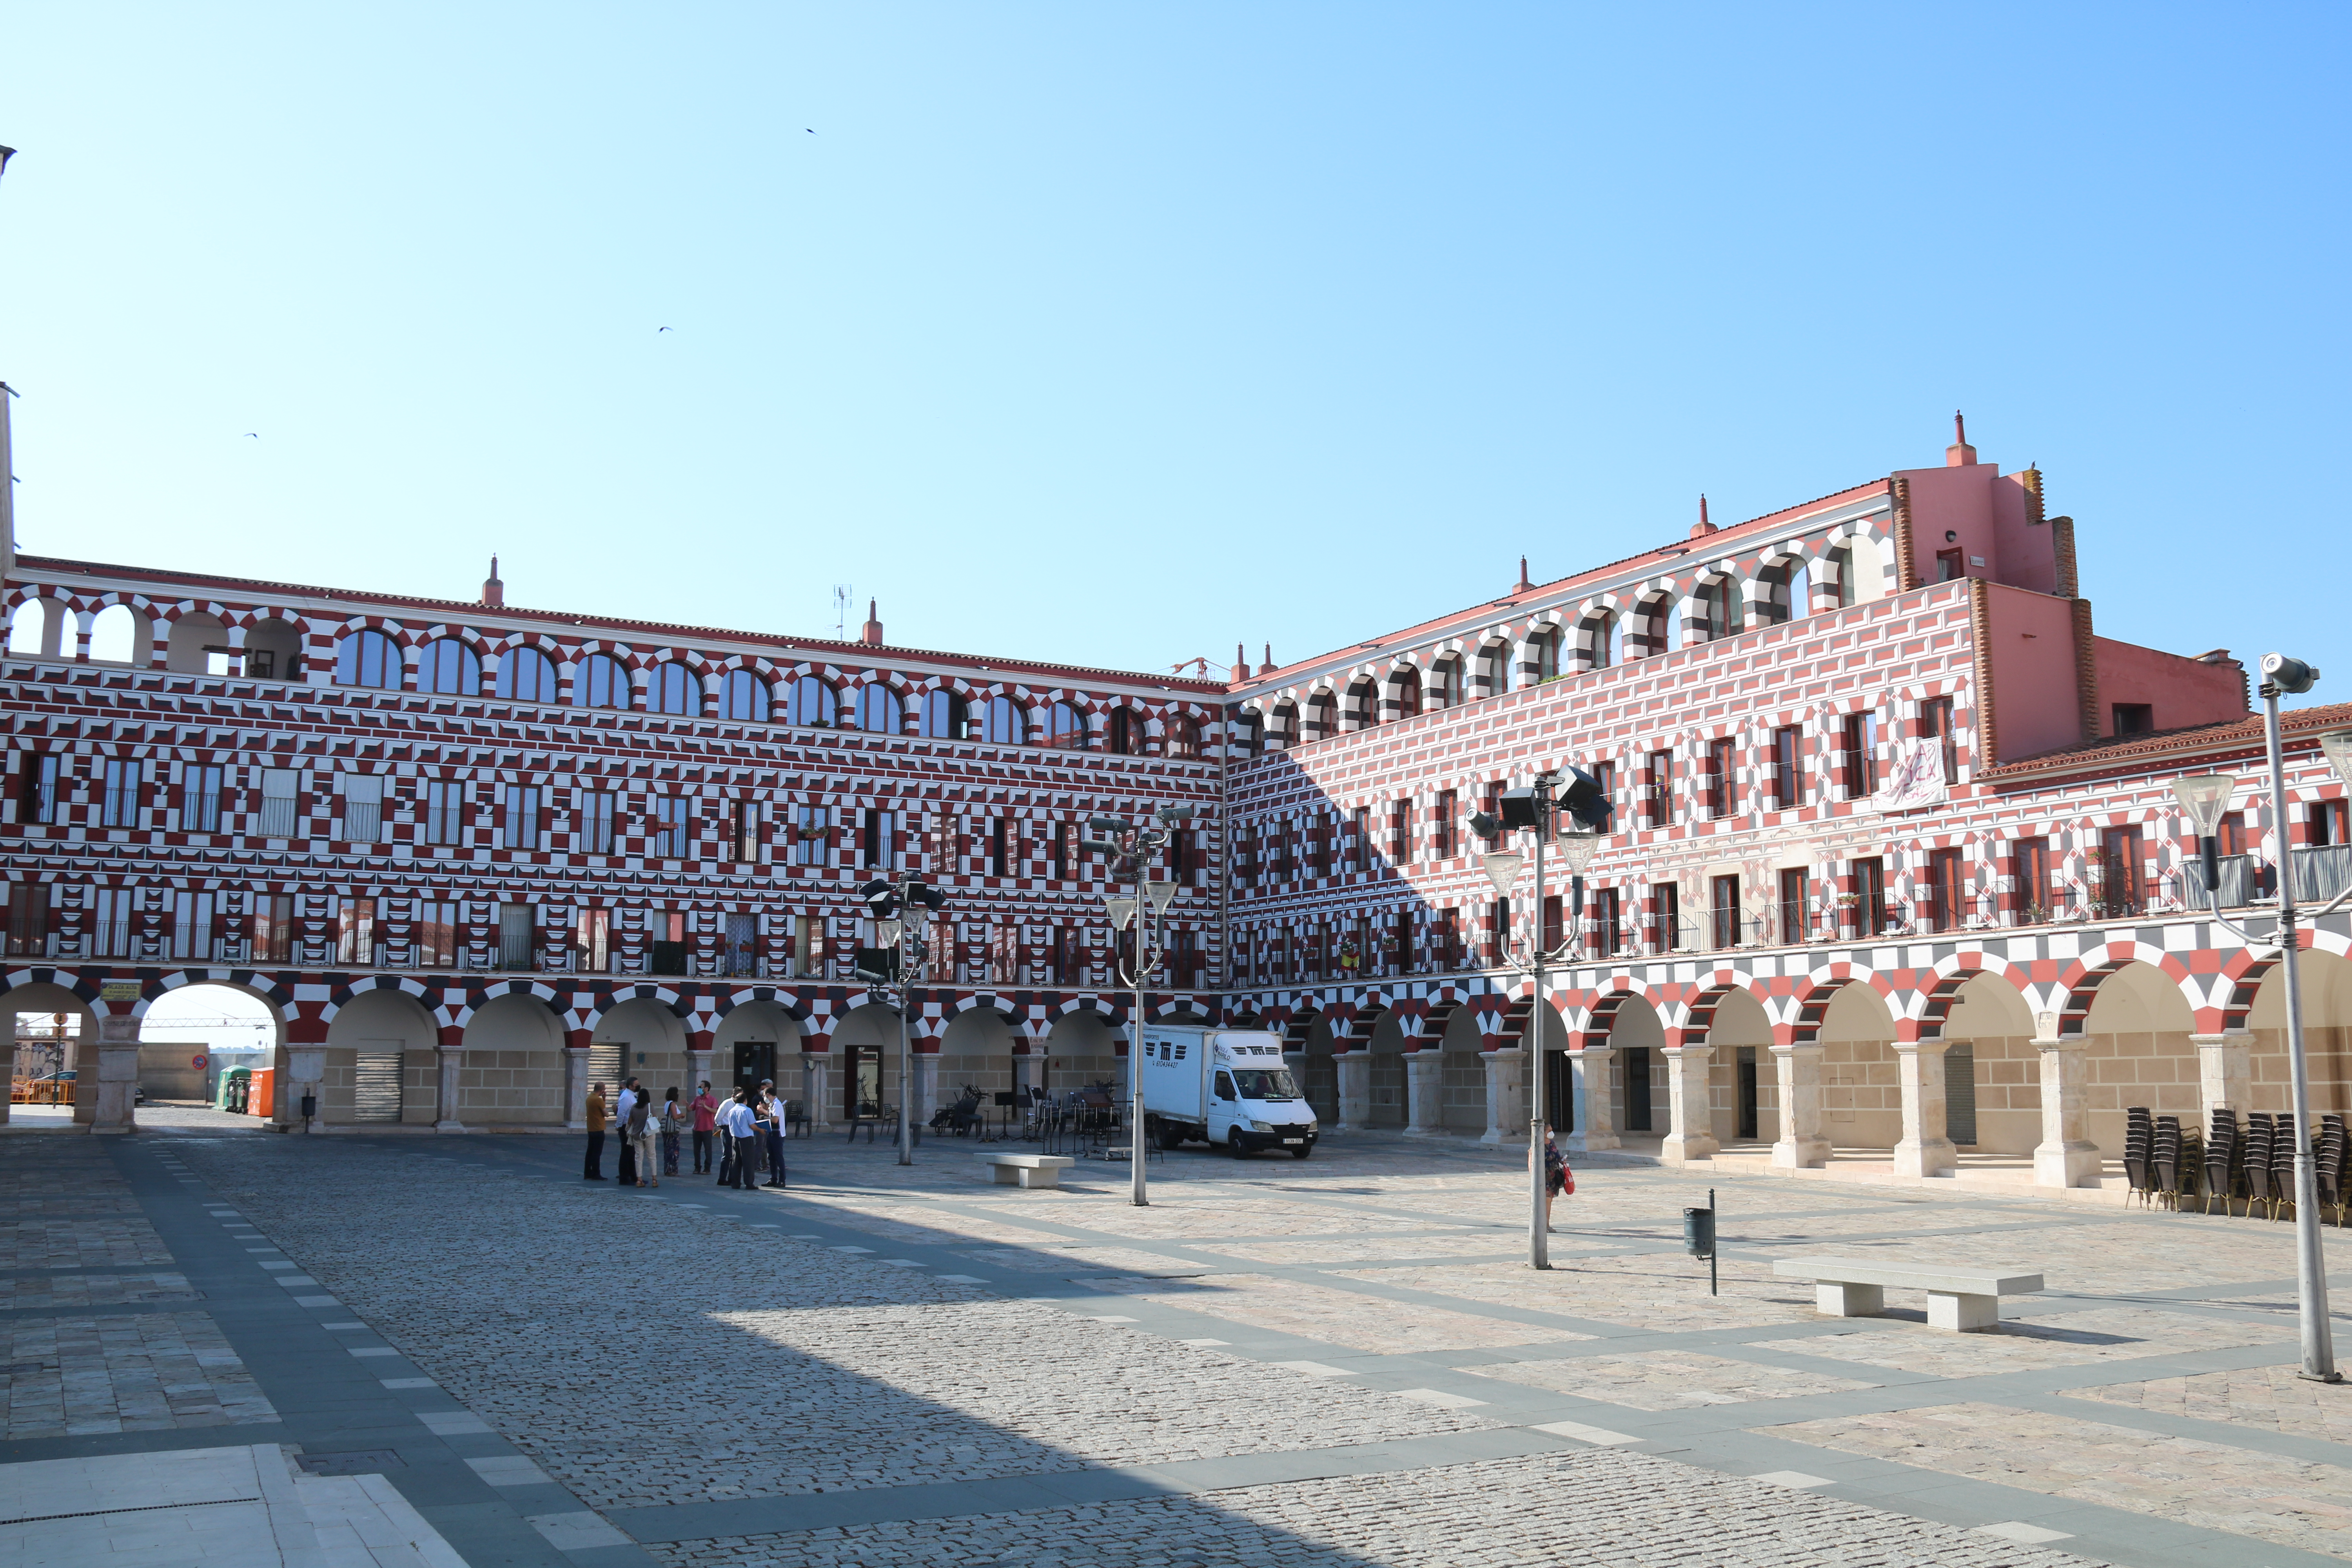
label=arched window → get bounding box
[1587,612,1615,670]
[720,669,770,722]
[335,629,400,689]
[1474,639,1511,698]
[1826,543,1858,608]
[575,652,629,709]
[652,662,698,715]
[980,695,1025,745]
[855,684,899,732]
[499,646,557,702]
[1305,691,1336,741]
[1695,579,1735,642]
[1045,701,1087,749]
[1164,715,1199,758]
[1662,597,1686,653]
[1786,561,1812,620]
[1428,655,1460,709]
[1234,708,1265,757]
[1392,667,1422,720]
[1270,700,1298,750]
[7,600,45,656]
[920,690,969,739]
[88,604,140,664]
[1108,708,1143,756]
[788,675,837,727]
[1522,627,1560,686]
[420,639,481,695]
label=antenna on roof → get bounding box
[832,584,850,641]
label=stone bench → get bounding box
[978,1153,1076,1189]
[1773,1256,2044,1332]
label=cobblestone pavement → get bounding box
[94,1124,2352,1566]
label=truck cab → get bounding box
[1139,1026,1318,1158]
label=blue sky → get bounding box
[2,5,2344,690]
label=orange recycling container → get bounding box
[248,1068,276,1120]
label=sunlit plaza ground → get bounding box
[5,1112,2352,1566]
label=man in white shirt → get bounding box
[614,1080,642,1187]
[719,1091,759,1191]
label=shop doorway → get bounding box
[846,1045,885,1120]
[733,1041,775,1098]
[1736,1046,1759,1140]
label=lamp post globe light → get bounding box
[1083,805,1198,1206]
[1468,765,1612,1270]
[2185,657,2352,1383]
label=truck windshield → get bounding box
[1232,1069,1301,1102]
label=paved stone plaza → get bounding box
[6,1120,2352,1565]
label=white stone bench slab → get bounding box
[977,1153,1076,1189]
[1773,1256,2044,1332]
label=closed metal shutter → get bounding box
[353,1043,403,1123]
[1945,1045,1977,1147]
[590,1040,625,1088]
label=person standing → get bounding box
[715,1087,746,1187]
[759,1088,788,1189]
[720,1090,759,1190]
[660,1087,683,1178]
[615,1078,641,1188]
[690,1081,718,1174]
[1539,1123,1573,1232]
[583,1082,609,1181]
[626,1088,659,1189]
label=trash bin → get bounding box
[1682,1204,1715,1258]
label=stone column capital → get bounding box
[2187,1030,2256,1046]
[1768,1040,1824,1060]
[1891,1038,1953,1059]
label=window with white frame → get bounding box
[424,780,461,846]
[90,886,135,958]
[258,769,298,838]
[580,790,616,855]
[342,774,383,844]
[505,784,543,850]
[102,760,142,829]
[185,765,223,833]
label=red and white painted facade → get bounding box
[8,419,2350,1185]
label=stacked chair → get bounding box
[2270,1113,2299,1221]
[2203,1108,2243,1215]
[2320,1115,2350,1226]
[2245,1113,2279,1219]
[2123,1107,2156,1208]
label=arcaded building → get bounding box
[9,418,2351,1190]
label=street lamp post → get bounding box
[1083,806,1199,1206]
[1470,768,1610,1270]
[2173,656,2352,1384]
[856,874,947,1167]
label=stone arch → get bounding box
[1341,675,1377,732]
[165,610,230,674]
[7,595,59,658]
[1816,980,1901,1149]
[1427,651,1463,709]
[458,990,568,1126]
[1516,622,1563,688]
[1385,664,1422,722]
[1631,589,1677,657]
[1302,688,1337,743]
[1935,971,2040,1154]
[1269,698,1298,750]
[87,603,147,665]
[1911,953,2042,1040]
[244,617,304,683]
[321,986,440,1127]
[2243,947,2352,1119]
[1469,637,1512,700]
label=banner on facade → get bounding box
[1869,739,1949,813]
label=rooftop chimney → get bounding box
[1514,555,1532,593]
[1689,494,1716,539]
[1230,642,1250,682]
[1261,642,1274,676]
[861,598,885,647]
[482,556,504,608]
[1945,410,1977,467]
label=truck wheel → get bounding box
[1228,1129,1250,1159]
[1289,1145,1312,1160]
[1157,1124,1185,1151]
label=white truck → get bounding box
[1138,1024,1319,1158]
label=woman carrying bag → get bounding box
[1541,1123,1573,1232]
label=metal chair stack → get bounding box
[2123,1107,2155,1209]
[2151,1115,2201,1210]
[2270,1112,2299,1221]
[2203,1108,2242,1215]
[2245,1112,2278,1219]
[2321,1115,2350,1226]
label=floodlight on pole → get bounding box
[1481,851,1524,899]
[2255,652,2340,1383]
[1468,811,1503,842]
